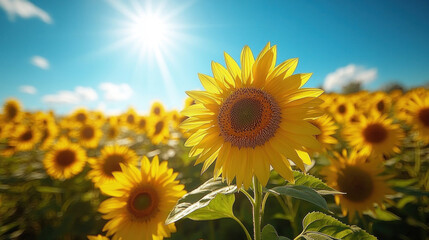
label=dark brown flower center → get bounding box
[6,104,18,120]
[154,107,161,115]
[418,107,429,127]
[363,123,388,144]
[20,130,33,142]
[139,119,146,128]
[376,100,385,112]
[108,126,117,138]
[337,166,374,202]
[154,121,164,135]
[76,113,86,123]
[81,126,95,139]
[126,114,135,124]
[218,88,281,148]
[55,149,76,167]
[102,154,126,177]
[337,104,346,114]
[127,187,158,220]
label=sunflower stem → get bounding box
[232,215,253,240]
[414,140,421,176]
[253,177,263,240]
[240,188,255,206]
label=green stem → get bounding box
[253,177,263,240]
[414,140,421,176]
[232,216,252,240]
[260,192,270,218]
[241,188,255,206]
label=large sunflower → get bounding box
[98,156,186,240]
[88,145,138,188]
[181,43,323,188]
[3,99,22,122]
[43,138,87,179]
[321,150,394,220]
[343,114,404,157]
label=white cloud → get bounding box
[30,56,50,70]
[323,64,377,91]
[99,82,133,101]
[0,0,52,23]
[42,86,98,104]
[19,85,37,94]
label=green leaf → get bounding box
[268,185,328,210]
[296,212,377,240]
[289,171,343,195]
[392,186,429,196]
[365,207,400,221]
[36,186,63,193]
[262,224,291,240]
[187,193,235,221]
[166,178,237,224]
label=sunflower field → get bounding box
[1,44,429,240]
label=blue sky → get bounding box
[1,0,428,115]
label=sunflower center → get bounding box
[56,149,76,167]
[139,119,146,128]
[20,130,33,141]
[76,113,86,123]
[81,126,95,139]
[363,123,388,144]
[103,154,126,177]
[154,107,161,115]
[108,127,117,138]
[337,166,374,202]
[418,107,429,127]
[376,100,385,112]
[337,104,346,114]
[218,88,281,148]
[154,121,164,135]
[128,187,158,219]
[127,114,135,124]
[6,104,18,120]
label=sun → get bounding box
[130,13,169,50]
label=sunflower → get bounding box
[321,150,394,220]
[329,96,355,123]
[365,91,392,117]
[402,90,429,144]
[0,144,17,157]
[40,122,59,150]
[121,108,138,128]
[181,43,323,188]
[309,114,338,151]
[98,156,186,240]
[9,125,42,151]
[88,145,138,188]
[150,101,166,118]
[71,108,90,125]
[106,124,120,140]
[135,116,148,134]
[43,138,87,179]
[148,116,170,145]
[3,99,22,122]
[73,123,103,148]
[343,114,404,157]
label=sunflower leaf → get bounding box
[262,224,291,240]
[267,185,329,210]
[295,212,377,240]
[166,178,237,224]
[289,171,343,195]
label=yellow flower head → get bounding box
[150,101,166,118]
[343,114,404,157]
[10,125,42,152]
[309,114,338,152]
[401,90,429,144]
[88,145,138,188]
[321,150,394,220]
[43,138,87,179]
[121,108,138,128]
[72,123,103,149]
[98,156,186,240]
[181,43,323,189]
[3,98,22,122]
[147,116,170,145]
